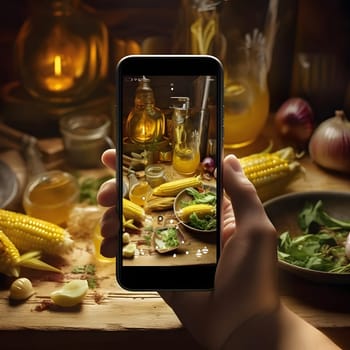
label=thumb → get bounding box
[223,154,266,230]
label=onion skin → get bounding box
[309,111,350,174]
[275,97,314,149]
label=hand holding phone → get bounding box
[115,55,223,290]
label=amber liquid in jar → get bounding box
[129,181,152,207]
[23,171,79,225]
[172,147,200,176]
[224,81,269,148]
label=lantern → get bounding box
[14,0,108,104]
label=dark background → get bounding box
[0,0,349,123]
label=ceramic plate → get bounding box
[0,160,18,209]
[264,191,350,284]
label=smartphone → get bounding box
[115,55,223,290]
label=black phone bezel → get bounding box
[115,55,223,291]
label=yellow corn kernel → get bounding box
[0,209,74,256]
[123,198,145,223]
[0,229,61,277]
[177,204,215,222]
[152,176,202,197]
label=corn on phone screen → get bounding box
[116,55,223,290]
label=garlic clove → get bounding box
[50,279,89,307]
[9,277,35,300]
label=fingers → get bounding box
[221,195,236,245]
[97,149,118,259]
[100,206,118,239]
[99,206,118,258]
[100,237,117,258]
[97,178,117,207]
[223,154,266,230]
[98,149,117,207]
[101,149,116,171]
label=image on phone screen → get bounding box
[116,56,223,290]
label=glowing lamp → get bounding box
[14,0,108,104]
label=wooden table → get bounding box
[1,135,350,350]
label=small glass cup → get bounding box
[60,114,114,168]
[23,170,79,226]
[145,164,166,188]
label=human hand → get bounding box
[159,153,279,348]
[97,149,279,348]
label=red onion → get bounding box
[275,97,314,149]
[201,156,215,174]
[309,110,350,174]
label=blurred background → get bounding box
[0,0,349,137]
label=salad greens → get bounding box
[157,227,179,248]
[182,187,217,231]
[278,200,350,273]
[189,212,216,231]
[182,187,216,206]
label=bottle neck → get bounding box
[135,91,155,109]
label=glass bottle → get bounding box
[125,76,165,145]
[177,0,226,62]
[178,1,273,149]
[14,0,109,104]
[223,30,270,148]
[171,97,200,176]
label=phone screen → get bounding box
[116,55,223,290]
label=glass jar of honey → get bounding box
[23,170,79,226]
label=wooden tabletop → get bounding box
[1,130,350,349]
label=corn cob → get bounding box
[0,209,74,256]
[177,204,215,222]
[0,229,61,277]
[145,196,175,212]
[0,229,21,277]
[152,176,202,197]
[239,147,301,201]
[123,198,145,222]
